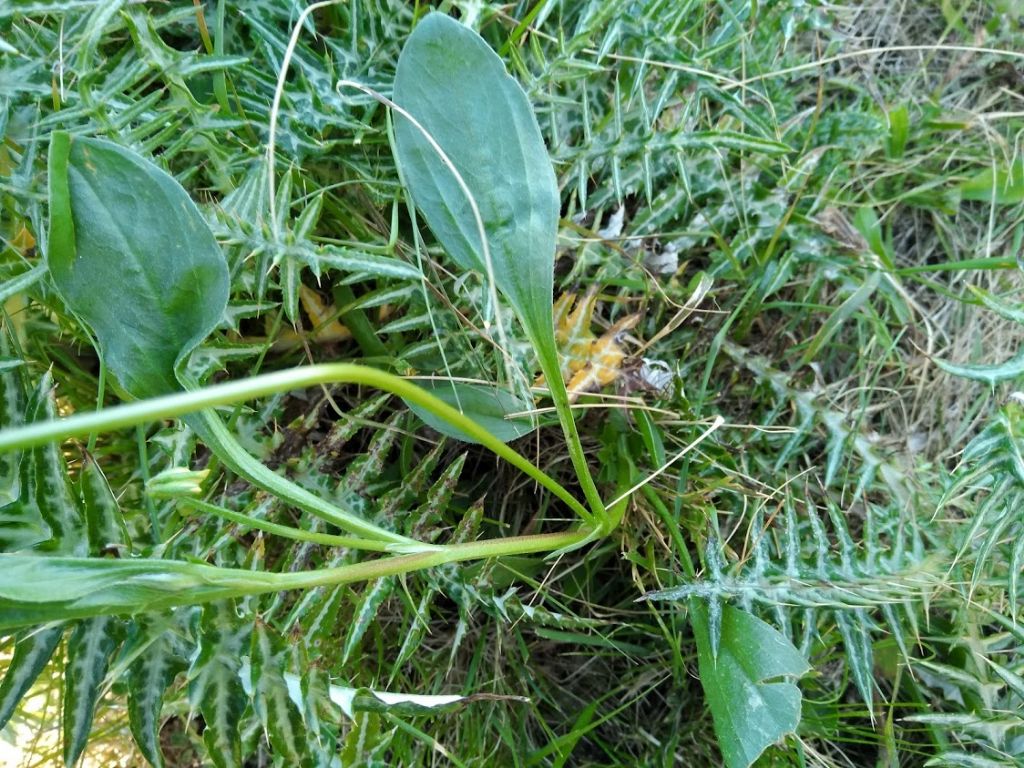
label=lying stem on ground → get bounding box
[0,529,590,631]
[0,363,596,532]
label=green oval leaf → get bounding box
[691,602,810,768]
[44,134,407,547]
[406,380,536,443]
[393,13,558,341]
[47,131,229,398]
[391,15,603,525]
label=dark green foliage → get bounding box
[393,13,559,345]
[690,603,810,768]
[126,616,189,768]
[47,133,229,399]
[1,1,1023,767]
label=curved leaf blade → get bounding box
[406,380,536,443]
[47,131,229,398]
[328,684,464,719]
[935,350,1024,386]
[127,617,188,768]
[960,160,1024,205]
[393,13,558,338]
[63,616,122,767]
[0,555,260,630]
[189,603,249,768]
[0,264,47,305]
[691,602,809,768]
[0,624,64,732]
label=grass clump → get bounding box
[2,1,1024,766]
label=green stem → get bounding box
[0,528,590,630]
[181,497,390,551]
[531,331,608,530]
[212,0,231,115]
[0,363,594,527]
[641,484,696,579]
[186,409,413,548]
[332,283,389,359]
[86,355,105,453]
[136,425,161,545]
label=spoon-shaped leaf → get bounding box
[48,131,230,398]
[46,132,414,546]
[393,12,558,348]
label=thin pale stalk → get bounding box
[186,409,414,548]
[0,529,589,630]
[530,331,609,530]
[0,364,595,528]
[180,498,390,551]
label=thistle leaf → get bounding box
[79,454,130,555]
[126,617,188,768]
[0,339,25,508]
[935,351,1024,387]
[0,624,64,732]
[28,374,87,556]
[250,621,308,766]
[0,363,49,552]
[63,616,122,767]
[188,603,249,768]
[393,13,558,349]
[342,577,395,666]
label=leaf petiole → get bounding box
[180,498,394,552]
[0,364,596,530]
[0,527,591,631]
